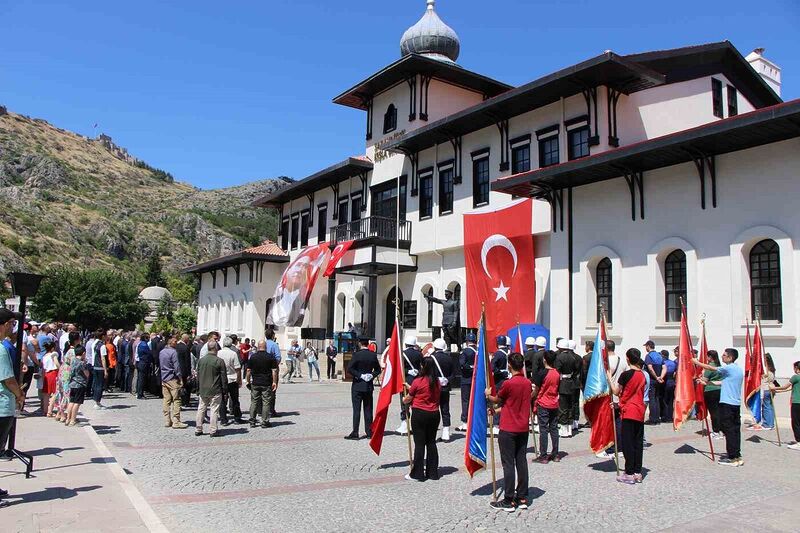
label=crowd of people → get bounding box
[1,305,800,510]
[343,329,800,512]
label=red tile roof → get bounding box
[243,240,287,257]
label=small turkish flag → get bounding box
[324,240,355,277]
[464,199,536,350]
[369,319,404,455]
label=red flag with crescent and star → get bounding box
[464,199,535,350]
[324,240,355,277]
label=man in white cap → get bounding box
[430,338,454,442]
[522,337,537,377]
[456,332,478,432]
[395,335,422,435]
[555,339,580,437]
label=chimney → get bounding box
[745,47,781,97]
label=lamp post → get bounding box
[7,271,44,478]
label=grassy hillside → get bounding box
[0,108,287,285]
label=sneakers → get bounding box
[441,427,451,442]
[395,421,408,435]
[550,453,561,463]
[94,403,106,410]
[633,473,643,483]
[490,499,517,512]
[710,432,723,440]
[787,443,800,451]
[718,457,742,467]
[172,422,188,429]
[616,474,636,484]
[515,497,529,510]
[456,423,468,432]
[595,451,611,459]
[261,422,272,428]
[746,424,764,431]
[404,473,423,482]
[195,429,203,436]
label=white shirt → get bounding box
[42,351,59,372]
[607,353,628,404]
[217,347,241,383]
[59,333,70,354]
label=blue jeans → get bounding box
[762,391,775,428]
[92,369,105,404]
[307,360,320,380]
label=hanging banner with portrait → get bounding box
[266,243,331,327]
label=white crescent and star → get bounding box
[480,234,518,301]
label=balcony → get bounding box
[329,216,412,249]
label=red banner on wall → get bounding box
[266,243,331,327]
[464,199,535,349]
[324,240,355,277]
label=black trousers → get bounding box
[499,430,528,500]
[648,382,662,423]
[460,382,471,424]
[439,388,451,427]
[327,358,336,379]
[571,389,580,422]
[620,419,644,475]
[220,382,241,422]
[718,403,741,459]
[704,389,721,433]
[662,384,675,423]
[538,406,559,456]
[792,403,800,442]
[410,408,440,480]
[135,363,150,397]
[558,392,574,425]
[351,388,373,434]
[0,416,13,455]
[180,374,191,405]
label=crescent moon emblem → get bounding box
[481,234,518,279]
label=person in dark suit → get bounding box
[431,338,455,442]
[345,337,381,440]
[456,333,477,431]
[176,334,193,406]
[395,335,422,435]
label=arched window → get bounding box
[596,258,612,323]
[383,104,397,134]
[664,250,686,322]
[750,239,782,321]
[426,287,434,329]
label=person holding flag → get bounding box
[485,352,532,511]
[456,333,477,432]
[693,348,744,466]
[402,357,441,481]
[607,349,648,484]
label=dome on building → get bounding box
[400,0,460,63]
[139,286,172,302]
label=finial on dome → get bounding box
[400,0,461,63]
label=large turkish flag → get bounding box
[464,199,535,350]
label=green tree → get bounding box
[145,254,164,287]
[150,316,173,335]
[173,305,197,335]
[31,266,148,330]
[156,293,174,322]
[165,273,198,304]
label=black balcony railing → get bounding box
[329,216,412,244]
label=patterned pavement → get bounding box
[85,381,799,533]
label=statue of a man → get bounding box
[424,289,461,350]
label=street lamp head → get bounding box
[8,272,45,298]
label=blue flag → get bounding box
[465,316,489,477]
[583,320,615,453]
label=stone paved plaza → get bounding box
[72,379,800,533]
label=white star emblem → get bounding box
[493,281,510,301]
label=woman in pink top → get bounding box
[403,357,441,481]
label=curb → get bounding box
[83,423,170,533]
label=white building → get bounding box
[184,240,288,340]
[197,2,798,377]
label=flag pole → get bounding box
[600,306,620,477]
[757,313,782,447]
[699,316,715,462]
[394,175,414,464]
[484,303,498,503]
[518,316,538,456]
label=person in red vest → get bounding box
[607,348,647,485]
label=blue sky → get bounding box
[2,0,797,190]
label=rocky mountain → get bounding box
[0,106,288,282]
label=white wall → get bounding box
[549,138,800,377]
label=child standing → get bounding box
[770,360,800,451]
[607,348,647,484]
[532,350,560,464]
[66,346,90,426]
[41,341,60,417]
[486,352,532,511]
